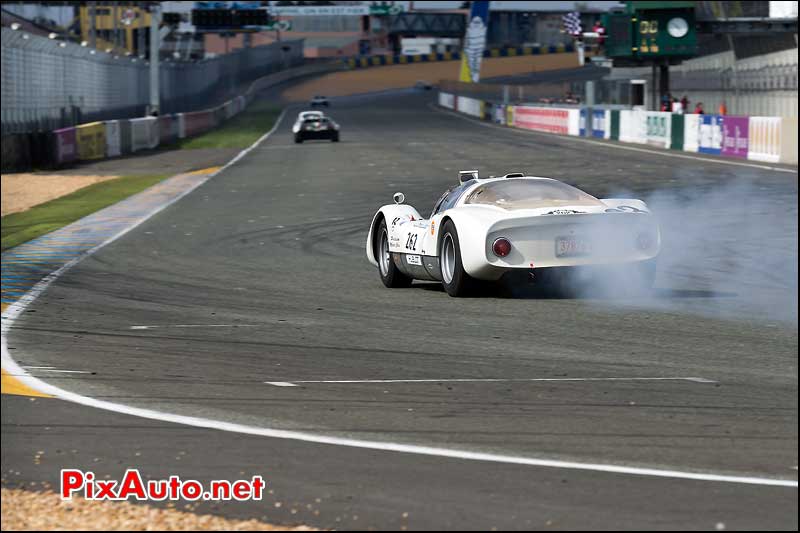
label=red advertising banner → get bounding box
[513,107,569,135]
[53,127,77,165]
[183,111,215,138]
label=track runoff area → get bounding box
[2,89,797,530]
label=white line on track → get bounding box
[27,369,92,374]
[431,103,798,174]
[130,324,260,330]
[265,376,717,386]
[1,107,797,489]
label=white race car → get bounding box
[292,111,340,143]
[366,171,660,296]
[310,95,330,107]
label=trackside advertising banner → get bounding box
[514,107,569,135]
[439,89,798,164]
[721,116,749,159]
[459,1,489,82]
[699,115,723,155]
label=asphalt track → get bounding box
[3,89,798,530]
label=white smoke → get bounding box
[581,179,799,324]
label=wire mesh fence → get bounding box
[1,28,304,134]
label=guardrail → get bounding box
[437,91,798,166]
[0,62,344,173]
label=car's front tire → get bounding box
[439,220,475,297]
[294,134,303,143]
[376,219,412,288]
[331,132,339,142]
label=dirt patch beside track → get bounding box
[0,488,317,531]
[1,174,121,216]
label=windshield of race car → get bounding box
[464,179,604,210]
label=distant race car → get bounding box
[366,171,660,296]
[414,80,433,90]
[309,95,330,107]
[292,112,340,143]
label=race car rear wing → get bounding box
[459,170,479,183]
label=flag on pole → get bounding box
[459,1,490,83]
[562,11,582,37]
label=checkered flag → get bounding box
[562,11,582,37]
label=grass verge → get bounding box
[176,100,282,150]
[1,173,168,252]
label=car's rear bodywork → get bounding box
[293,112,339,142]
[366,173,660,285]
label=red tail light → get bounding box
[492,238,512,257]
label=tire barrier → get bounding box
[437,90,798,166]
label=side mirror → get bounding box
[393,192,405,205]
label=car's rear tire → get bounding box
[376,219,412,288]
[294,135,303,143]
[331,133,339,142]
[439,220,475,297]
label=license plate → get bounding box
[556,236,592,257]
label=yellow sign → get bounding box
[76,122,106,160]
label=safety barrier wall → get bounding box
[105,120,122,158]
[53,127,77,165]
[644,111,672,149]
[747,116,781,163]
[76,122,106,160]
[2,61,346,172]
[720,116,749,159]
[567,109,580,137]
[456,96,483,118]
[619,109,647,144]
[683,114,700,152]
[513,106,569,135]
[158,115,180,145]
[437,90,798,166]
[698,115,723,155]
[439,92,455,109]
[129,117,159,153]
[779,118,797,165]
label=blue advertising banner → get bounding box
[458,1,490,83]
[579,109,587,136]
[698,115,723,155]
[592,109,606,138]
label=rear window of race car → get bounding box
[465,180,604,210]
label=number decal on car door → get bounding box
[405,233,418,251]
